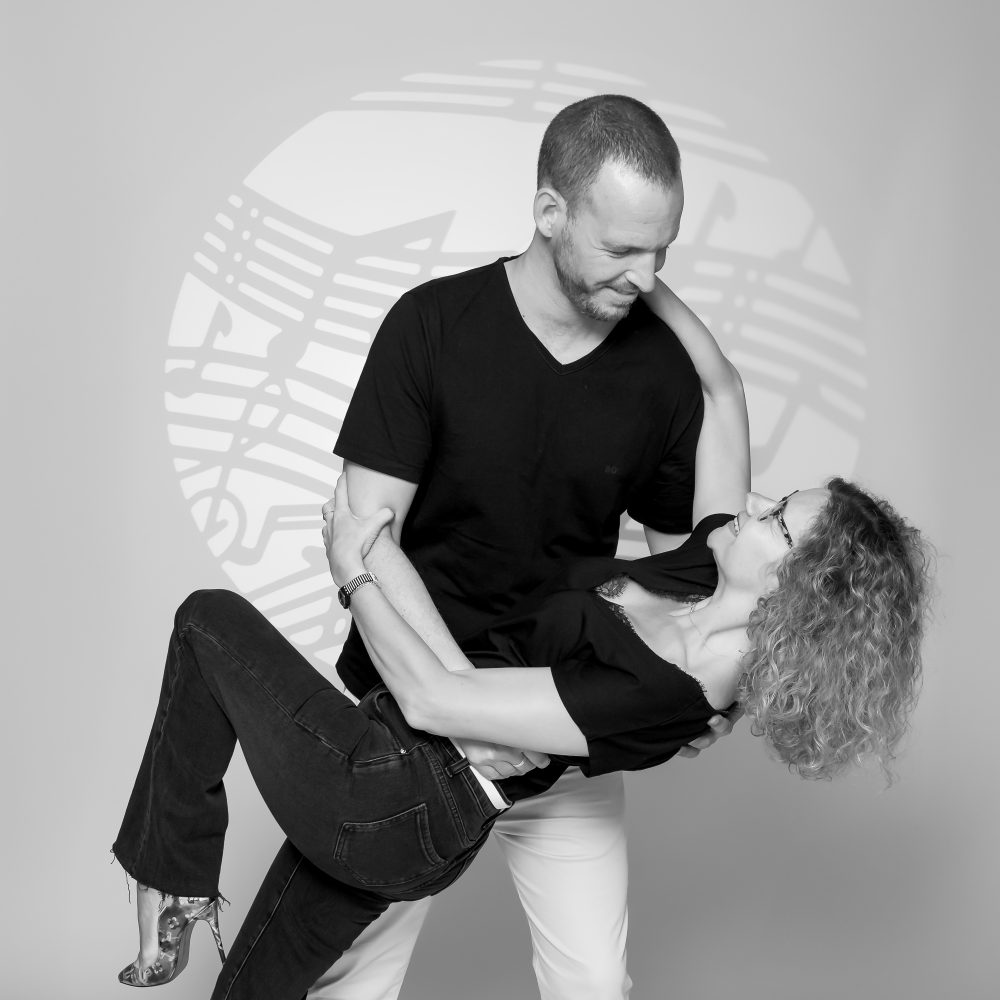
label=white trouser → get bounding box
[307,767,632,1000]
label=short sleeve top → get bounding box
[333,258,704,697]
[461,514,734,794]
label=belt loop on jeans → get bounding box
[445,757,470,777]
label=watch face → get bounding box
[338,587,350,609]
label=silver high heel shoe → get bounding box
[118,892,226,987]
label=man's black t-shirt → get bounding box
[334,258,703,697]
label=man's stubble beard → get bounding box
[551,223,633,324]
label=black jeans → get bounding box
[113,590,503,1000]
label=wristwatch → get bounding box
[337,572,380,609]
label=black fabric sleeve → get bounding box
[550,653,711,776]
[624,513,732,595]
[333,293,436,484]
[625,387,703,534]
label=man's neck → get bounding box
[505,242,614,365]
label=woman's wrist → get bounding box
[334,561,367,587]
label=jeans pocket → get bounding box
[334,803,448,887]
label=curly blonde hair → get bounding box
[738,478,930,782]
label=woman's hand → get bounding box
[322,474,394,585]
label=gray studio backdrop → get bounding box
[4,3,997,998]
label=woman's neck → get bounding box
[672,582,756,658]
[611,581,750,709]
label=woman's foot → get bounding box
[132,884,167,972]
[119,884,226,987]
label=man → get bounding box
[311,94,732,1000]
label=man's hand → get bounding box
[453,738,550,781]
[675,707,744,759]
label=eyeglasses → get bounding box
[758,491,799,549]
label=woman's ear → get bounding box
[760,560,781,593]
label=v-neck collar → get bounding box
[497,258,628,375]
[590,591,721,711]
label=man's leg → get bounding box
[306,897,432,1000]
[304,770,629,1000]
[493,768,632,1000]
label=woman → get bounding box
[114,279,928,997]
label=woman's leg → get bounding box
[114,589,498,998]
[209,839,391,1000]
[113,589,376,896]
[113,588,392,991]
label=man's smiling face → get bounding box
[552,161,683,322]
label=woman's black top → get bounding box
[459,513,735,802]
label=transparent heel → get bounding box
[118,893,226,987]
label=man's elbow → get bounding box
[342,463,414,542]
[363,516,403,559]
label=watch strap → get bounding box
[338,572,379,609]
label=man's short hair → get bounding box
[537,94,681,212]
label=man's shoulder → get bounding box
[403,257,509,311]
[623,299,674,338]
[618,301,699,376]
[379,257,514,345]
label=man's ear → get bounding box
[533,186,567,238]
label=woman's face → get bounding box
[709,488,829,591]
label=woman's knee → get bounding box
[174,589,255,633]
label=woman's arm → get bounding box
[353,588,587,755]
[341,462,476,675]
[331,470,554,772]
[323,478,588,756]
[640,277,750,523]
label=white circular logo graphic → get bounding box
[166,60,866,670]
